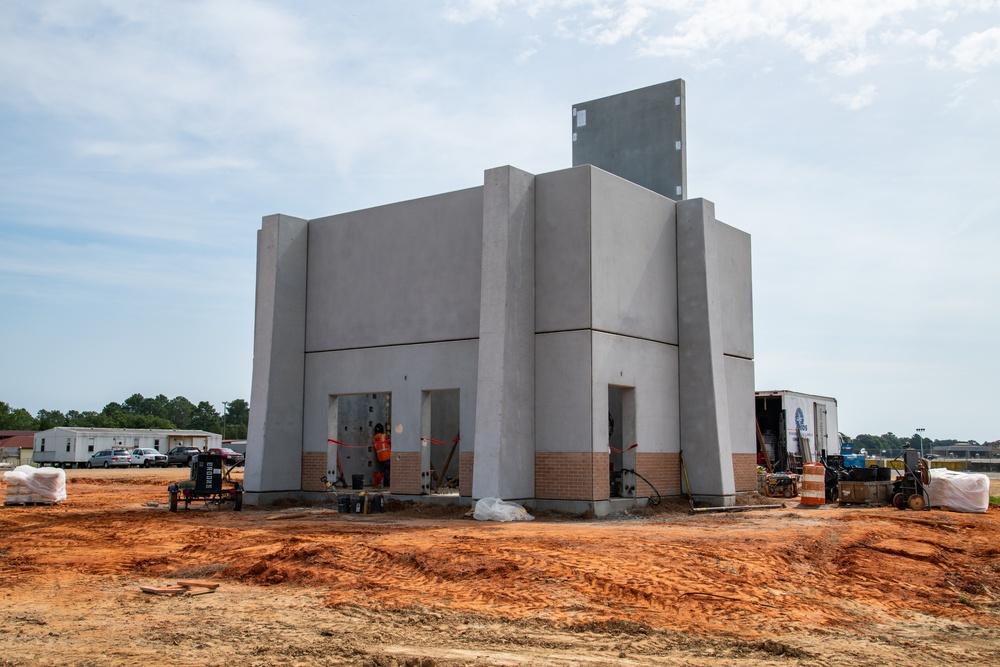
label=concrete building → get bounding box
[247,81,756,513]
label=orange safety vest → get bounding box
[373,433,390,462]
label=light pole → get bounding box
[916,427,925,458]
[222,401,229,441]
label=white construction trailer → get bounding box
[32,427,221,468]
[754,390,839,472]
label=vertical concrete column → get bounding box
[473,166,536,500]
[676,199,736,505]
[245,214,309,496]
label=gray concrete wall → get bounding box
[676,198,736,504]
[572,79,687,200]
[473,166,536,500]
[724,356,756,456]
[592,331,680,455]
[246,214,308,494]
[535,165,681,461]
[302,339,479,462]
[590,168,677,345]
[305,187,484,352]
[715,220,754,360]
[534,330,592,454]
[534,167,592,333]
[716,219,755,458]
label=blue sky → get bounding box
[1,1,997,441]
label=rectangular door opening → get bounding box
[608,385,636,499]
[327,392,391,489]
[420,389,461,495]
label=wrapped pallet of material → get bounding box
[926,468,989,513]
[4,475,30,504]
[3,465,66,505]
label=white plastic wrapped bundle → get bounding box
[926,468,990,513]
[3,465,66,504]
[473,497,534,522]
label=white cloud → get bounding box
[445,0,1000,82]
[516,35,544,62]
[886,27,944,48]
[829,52,878,75]
[952,26,1000,71]
[443,0,508,24]
[831,83,877,109]
[76,141,256,173]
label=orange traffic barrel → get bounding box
[800,462,825,506]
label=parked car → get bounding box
[88,448,132,469]
[208,447,245,466]
[166,446,201,468]
[130,448,168,468]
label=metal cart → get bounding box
[167,452,243,512]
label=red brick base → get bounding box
[392,452,422,495]
[459,452,473,497]
[635,452,681,497]
[535,452,608,501]
[732,453,758,492]
[301,452,326,492]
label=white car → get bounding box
[129,448,168,468]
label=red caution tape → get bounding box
[609,443,638,454]
[327,438,390,449]
[420,436,461,445]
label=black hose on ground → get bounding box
[620,468,661,506]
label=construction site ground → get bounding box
[2,469,999,667]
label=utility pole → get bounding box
[916,427,925,458]
[222,401,229,441]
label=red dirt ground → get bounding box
[2,469,999,666]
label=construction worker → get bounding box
[373,423,390,487]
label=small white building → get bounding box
[33,427,221,468]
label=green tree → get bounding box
[122,413,174,430]
[223,399,250,439]
[0,401,39,430]
[141,394,170,420]
[190,401,221,433]
[36,409,67,430]
[67,410,115,428]
[166,396,196,429]
[123,393,145,415]
[854,433,884,455]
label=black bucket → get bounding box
[337,495,351,513]
[852,467,877,482]
[351,473,364,490]
[351,493,365,514]
[369,494,384,513]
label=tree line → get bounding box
[0,394,249,440]
[843,432,997,457]
[2,400,994,452]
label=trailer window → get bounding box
[66,444,71,452]
[88,445,94,452]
